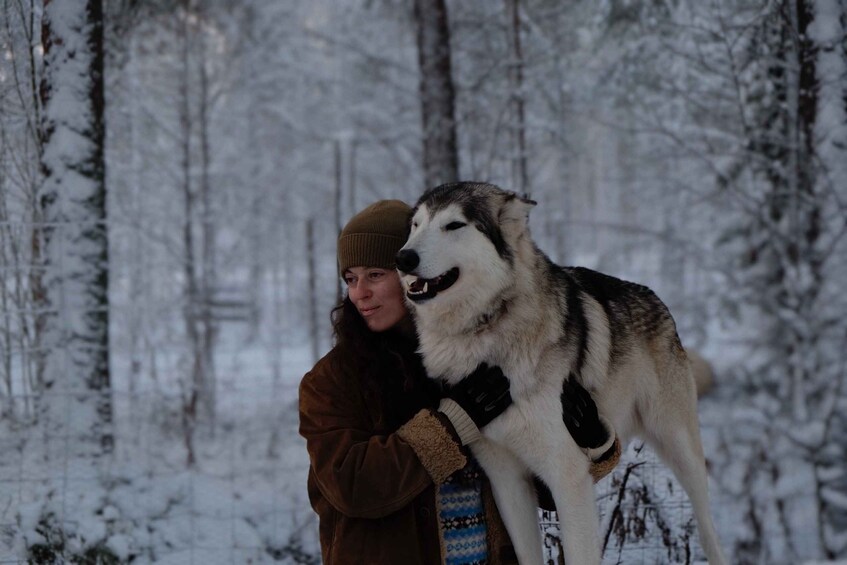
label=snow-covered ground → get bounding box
[0,329,319,564]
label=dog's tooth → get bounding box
[423,281,429,293]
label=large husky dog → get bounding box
[395,182,726,565]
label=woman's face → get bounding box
[343,266,408,332]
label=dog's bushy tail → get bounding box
[687,350,714,397]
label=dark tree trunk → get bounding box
[197,24,216,422]
[507,0,528,195]
[306,218,319,365]
[178,0,199,465]
[413,0,459,189]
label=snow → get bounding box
[0,0,845,563]
[823,488,847,511]
[107,534,132,560]
[0,323,316,562]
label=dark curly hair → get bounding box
[331,296,440,427]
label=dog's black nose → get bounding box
[395,249,420,273]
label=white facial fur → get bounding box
[399,203,513,333]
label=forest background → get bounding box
[1,0,846,563]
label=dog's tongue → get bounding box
[410,278,427,293]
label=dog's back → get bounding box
[536,263,695,443]
[562,266,684,360]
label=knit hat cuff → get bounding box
[338,233,406,274]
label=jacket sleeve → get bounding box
[299,355,467,519]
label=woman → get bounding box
[299,199,620,564]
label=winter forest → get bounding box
[0,0,846,563]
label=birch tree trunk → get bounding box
[38,0,113,454]
[413,0,459,189]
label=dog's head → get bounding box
[396,182,536,314]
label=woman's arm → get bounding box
[299,356,466,520]
[561,377,620,481]
[299,356,516,519]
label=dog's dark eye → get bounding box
[445,221,466,231]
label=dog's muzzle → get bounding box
[406,267,460,302]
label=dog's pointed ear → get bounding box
[499,192,537,237]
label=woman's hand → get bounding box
[560,377,609,449]
[445,363,513,428]
[437,363,512,445]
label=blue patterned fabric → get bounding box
[438,459,488,565]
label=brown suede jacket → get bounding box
[299,340,621,565]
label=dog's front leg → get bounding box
[471,438,544,565]
[536,446,601,565]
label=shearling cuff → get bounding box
[437,398,481,445]
[584,416,620,482]
[583,415,616,461]
[398,408,468,484]
[589,437,621,483]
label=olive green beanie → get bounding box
[337,199,412,275]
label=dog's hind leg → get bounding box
[471,439,544,565]
[643,379,728,565]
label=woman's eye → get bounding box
[369,271,384,280]
[344,278,355,286]
[445,221,466,231]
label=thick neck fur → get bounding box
[412,236,566,386]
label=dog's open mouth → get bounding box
[406,268,460,302]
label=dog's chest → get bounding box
[420,326,564,395]
[419,331,498,383]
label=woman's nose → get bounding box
[351,281,372,300]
